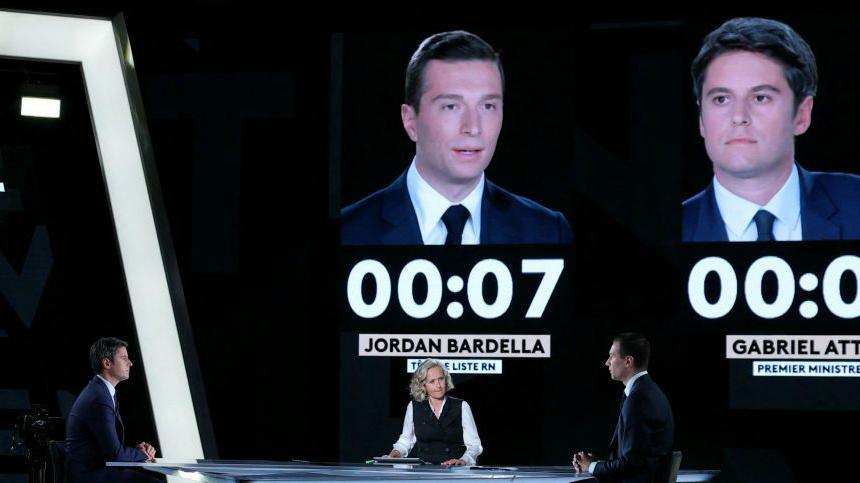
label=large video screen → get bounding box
[332,23,860,469]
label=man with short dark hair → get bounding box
[683,17,860,242]
[341,31,572,245]
[65,337,162,483]
[573,333,674,483]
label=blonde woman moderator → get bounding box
[386,359,482,465]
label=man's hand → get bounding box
[441,459,466,466]
[387,450,402,458]
[136,442,156,462]
[572,451,594,473]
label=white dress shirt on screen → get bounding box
[406,160,484,245]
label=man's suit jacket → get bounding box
[593,374,674,483]
[341,172,573,245]
[64,376,153,483]
[683,166,860,242]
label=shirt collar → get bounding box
[96,374,116,401]
[713,164,800,239]
[624,370,648,397]
[762,164,801,230]
[406,159,484,241]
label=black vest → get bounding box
[412,397,466,464]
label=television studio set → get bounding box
[0,4,858,483]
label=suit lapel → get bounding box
[694,184,729,242]
[609,420,620,457]
[609,401,627,459]
[481,181,520,244]
[110,386,125,444]
[381,172,423,244]
[798,166,840,240]
[609,396,624,458]
[609,375,650,458]
[93,376,125,444]
[115,403,125,444]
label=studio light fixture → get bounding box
[20,96,61,118]
[19,82,61,118]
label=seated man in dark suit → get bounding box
[574,333,674,483]
[65,337,162,483]
[341,31,572,245]
[683,17,860,242]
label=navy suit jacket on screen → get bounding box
[341,172,573,245]
[593,374,674,483]
[683,165,860,242]
[65,376,149,483]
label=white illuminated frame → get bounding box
[0,11,203,458]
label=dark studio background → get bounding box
[0,3,858,483]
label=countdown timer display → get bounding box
[687,254,860,320]
[347,258,563,319]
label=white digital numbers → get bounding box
[346,258,564,319]
[466,259,513,319]
[687,257,737,319]
[823,256,860,319]
[688,255,860,320]
[346,260,391,318]
[522,259,565,318]
[743,257,795,319]
[398,260,443,319]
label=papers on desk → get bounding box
[372,457,424,466]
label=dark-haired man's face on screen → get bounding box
[401,59,503,199]
[699,50,813,185]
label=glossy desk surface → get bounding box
[108,460,719,483]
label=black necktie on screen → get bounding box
[754,210,776,241]
[442,205,471,246]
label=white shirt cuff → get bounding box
[588,461,597,474]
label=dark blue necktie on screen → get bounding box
[754,210,776,241]
[442,205,470,246]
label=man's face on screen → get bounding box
[699,50,812,184]
[402,60,503,199]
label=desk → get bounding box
[108,461,719,483]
